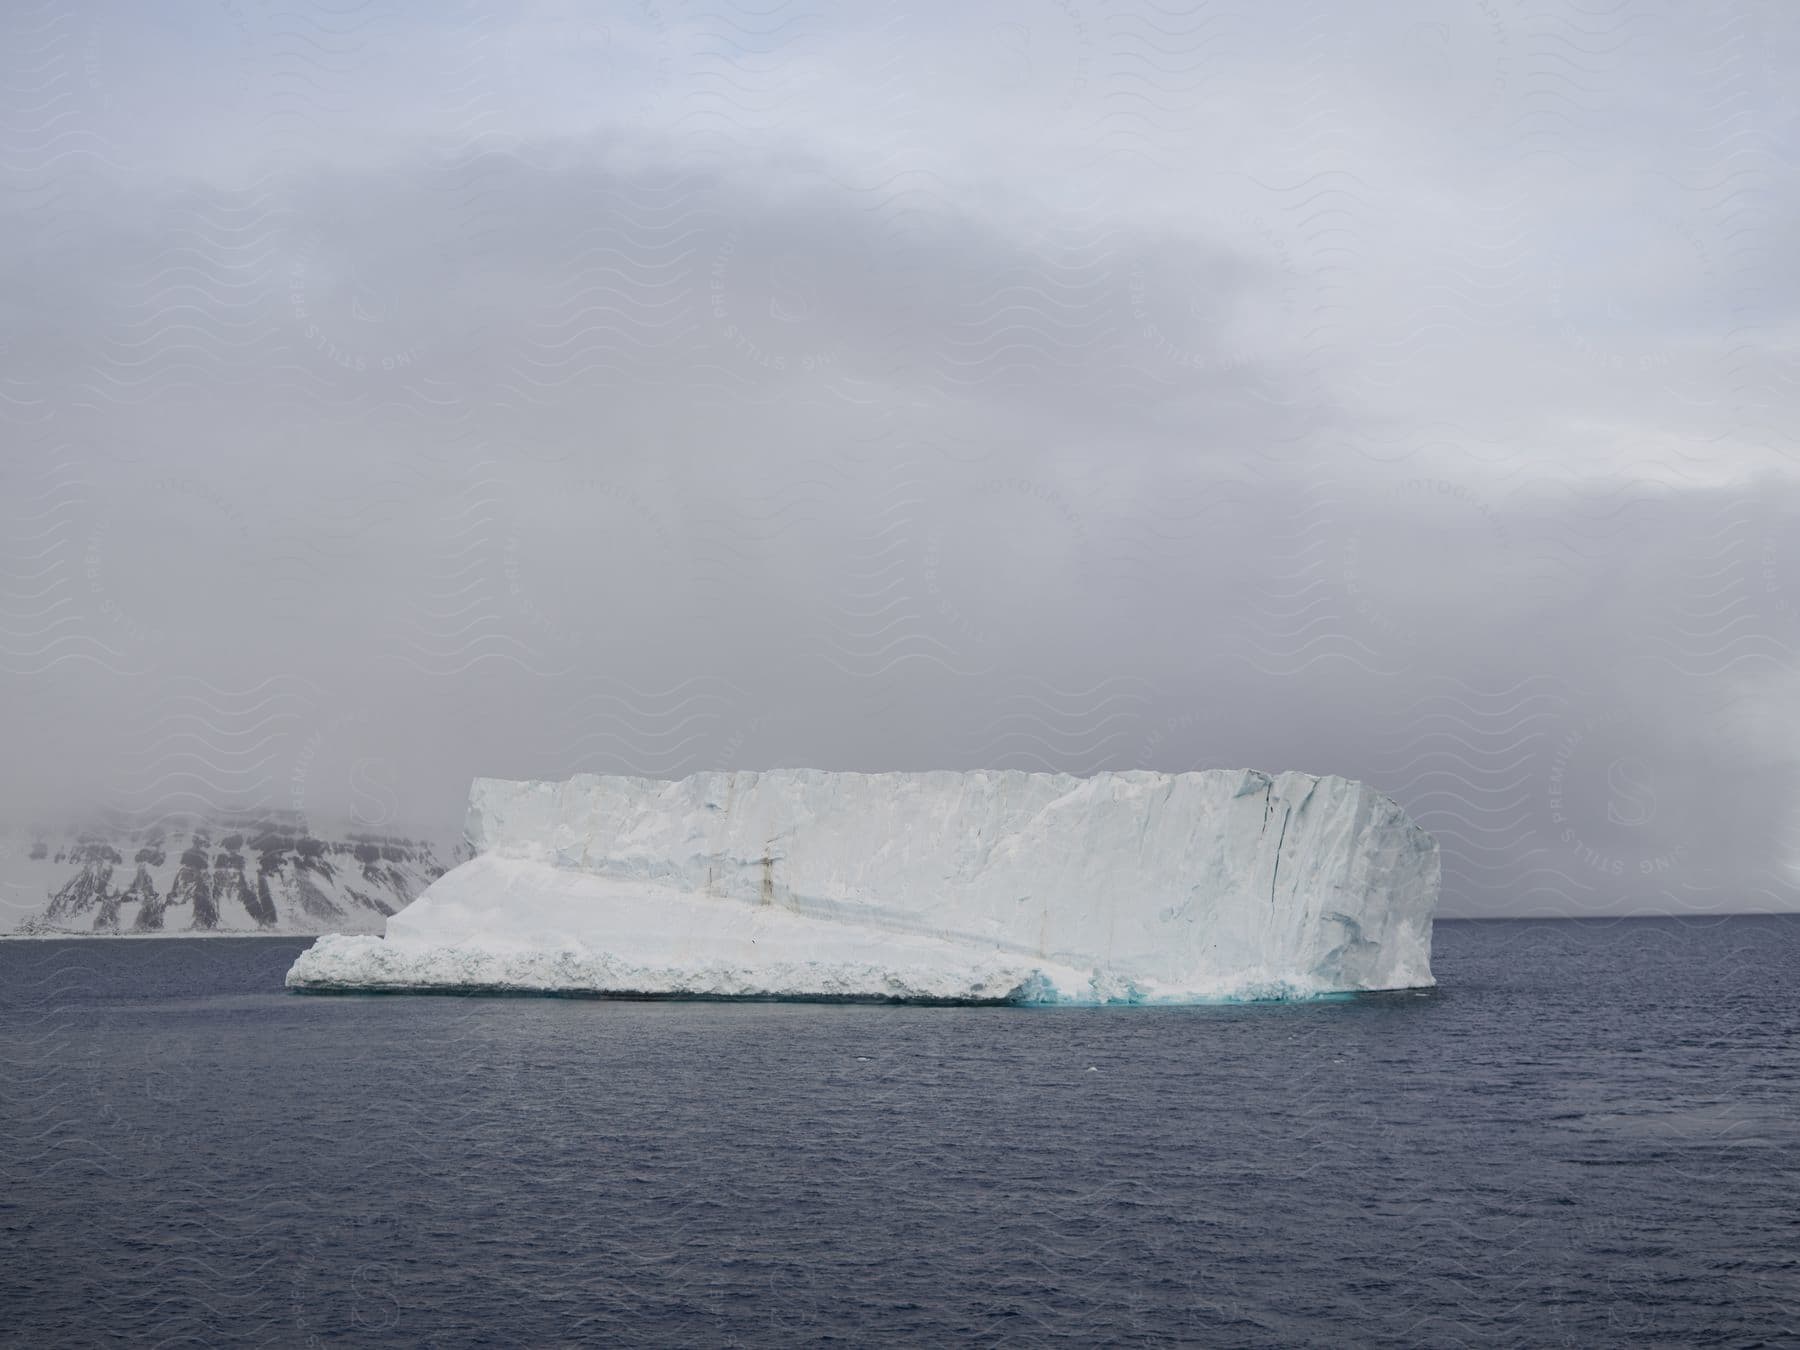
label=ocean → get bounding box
[3,916,1797,1346]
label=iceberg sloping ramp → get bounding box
[286,769,1439,1003]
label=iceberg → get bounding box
[286,769,1438,1003]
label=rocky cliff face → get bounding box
[5,815,460,935]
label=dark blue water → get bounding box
[3,918,1798,1347]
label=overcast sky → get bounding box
[3,0,1798,916]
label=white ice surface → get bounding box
[287,768,1439,1003]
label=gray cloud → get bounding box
[2,0,1797,917]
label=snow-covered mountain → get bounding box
[3,813,462,936]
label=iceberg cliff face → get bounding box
[286,769,1439,1002]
